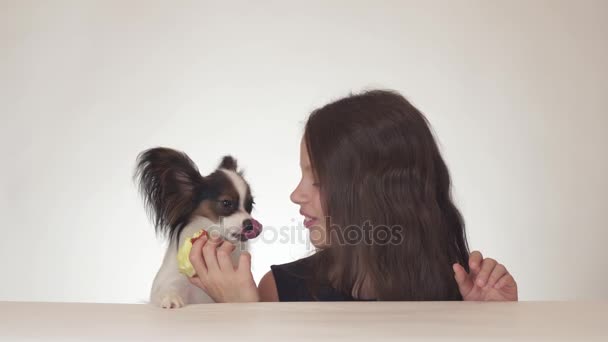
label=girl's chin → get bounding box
[307,227,328,248]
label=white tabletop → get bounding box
[0,301,606,341]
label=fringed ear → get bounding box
[134,147,205,242]
[218,155,237,171]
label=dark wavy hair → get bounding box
[304,89,469,300]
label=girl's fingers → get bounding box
[494,273,516,289]
[486,263,507,288]
[468,251,483,275]
[453,263,473,296]
[202,234,222,273]
[238,251,252,274]
[217,241,236,271]
[189,235,208,277]
[188,275,206,291]
[476,258,497,287]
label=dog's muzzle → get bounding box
[233,218,263,241]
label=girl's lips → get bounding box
[303,217,318,228]
[300,210,319,228]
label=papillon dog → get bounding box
[134,147,262,308]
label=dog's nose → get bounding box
[243,219,253,231]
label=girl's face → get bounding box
[290,138,327,248]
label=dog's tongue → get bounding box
[244,218,263,239]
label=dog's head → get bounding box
[194,156,262,242]
[135,148,262,244]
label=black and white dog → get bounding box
[135,147,262,308]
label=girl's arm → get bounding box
[258,271,279,301]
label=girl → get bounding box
[188,90,518,302]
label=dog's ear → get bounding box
[218,155,237,171]
[134,147,205,242]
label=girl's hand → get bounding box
[188,234,259,303]
[453,251,518,301]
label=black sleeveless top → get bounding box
[270,254,377,302]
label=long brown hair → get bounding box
[305,90,469,300]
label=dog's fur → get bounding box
[134,147,259,308]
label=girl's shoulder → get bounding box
[270,253,375,302]
[270,254,316,301]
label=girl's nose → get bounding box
[290,182,306,204]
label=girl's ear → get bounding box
[218,155,237,171]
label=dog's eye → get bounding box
[245,198,254,213]
[221,200,233,209]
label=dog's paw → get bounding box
[157,293,186,309]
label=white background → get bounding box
[1,0,606,303]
